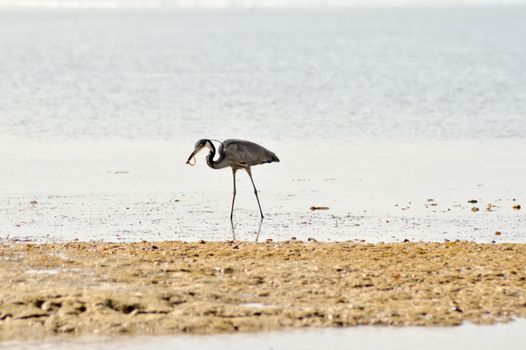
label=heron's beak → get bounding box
[186,150,197,165]
[186,145,205,166]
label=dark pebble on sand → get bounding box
[310,206,330,211]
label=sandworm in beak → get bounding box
[186,150,197,166]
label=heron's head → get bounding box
[186,139,213,165]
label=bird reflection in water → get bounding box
[231,219,264,243]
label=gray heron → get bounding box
[186,139,279,220]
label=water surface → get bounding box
[0,7,525,243]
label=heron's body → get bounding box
[205,139,279,170]
[186,139,279,220]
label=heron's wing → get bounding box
[223,143,257,166]
[223,140,278,167]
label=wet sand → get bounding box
[1,241,525,341]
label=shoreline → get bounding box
[1,241,525,342]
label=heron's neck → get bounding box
[205,142,220,169]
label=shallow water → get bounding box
[4,319,526,350]
[0,7,525,243]
[1,139,524,243]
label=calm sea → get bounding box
[1,6,525,142]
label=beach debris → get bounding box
[198,240,206,244]
[424,200,437,209]
[467,199,478,204]
[310,206,329,211]
[512,204,521,210]
[403,239,410,243]
[307,237,318,242]
[471,207,480,212]
[214,266,234,274]
[450,306,463,313]
[30,200,38,206]
[486,203,497,212]
[495,231,502,236]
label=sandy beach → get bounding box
[1,241,525,341]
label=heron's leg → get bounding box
[246,167,264,219]
[230,168,237,222]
